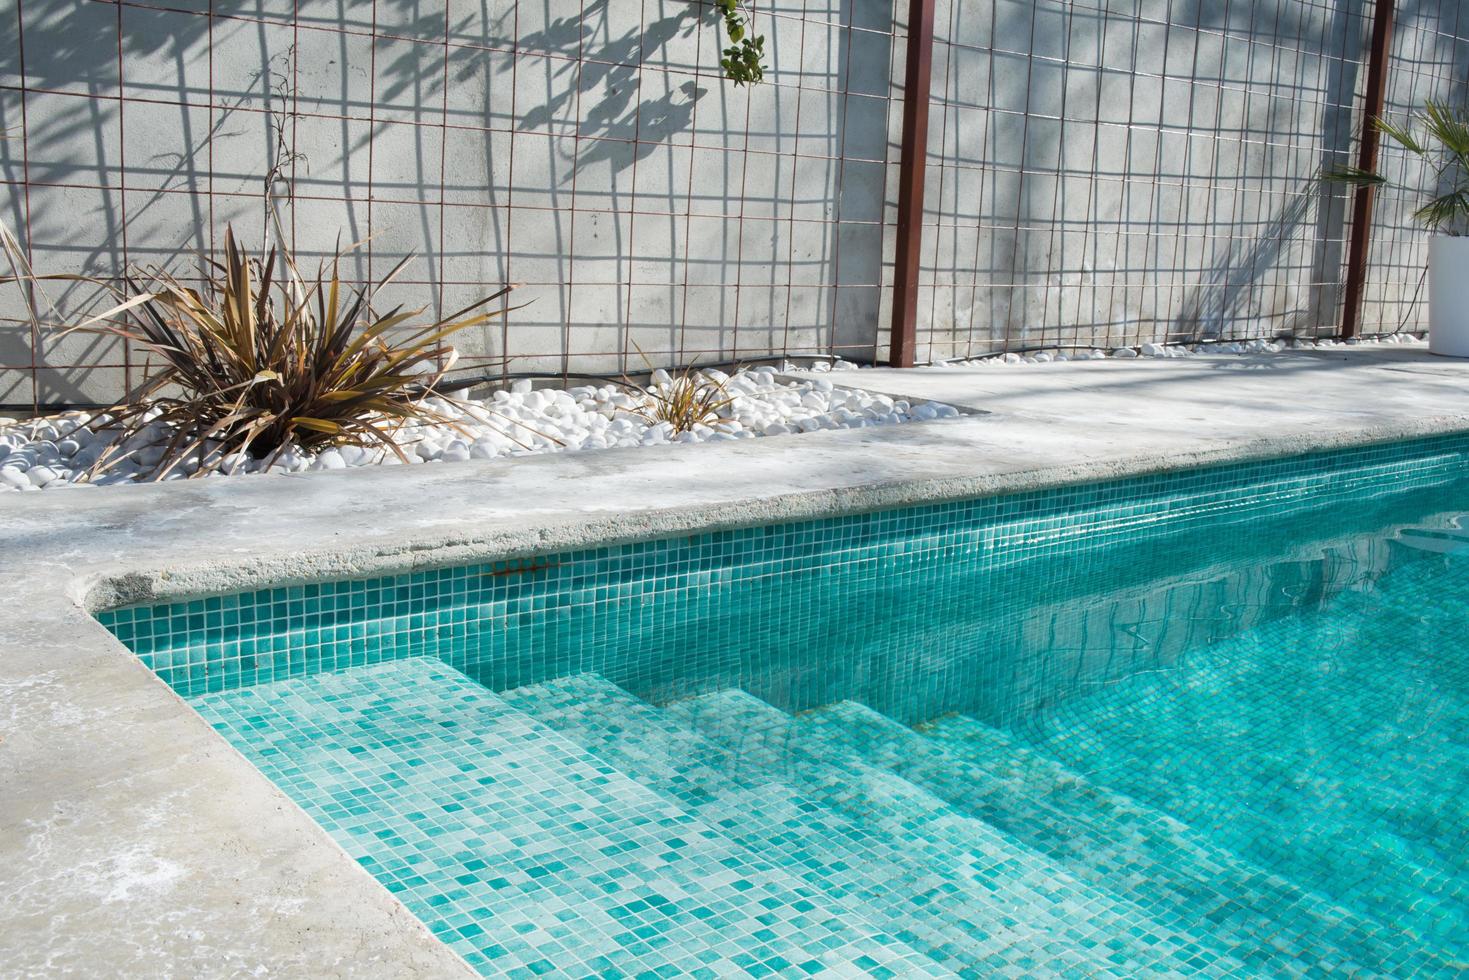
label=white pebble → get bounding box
[466,436,500,459]
[338,445,371,466]
[4,364,983,491]
[27,465,59,487]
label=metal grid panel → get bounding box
[911,0,1398,361]
[1357,0,1469,335]
[2,0,1468,410]
[0,0,904,410]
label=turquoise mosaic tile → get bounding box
[662,689,1241,977]
[501,675,1151,977]
[192,657,948,978]
[97,433,1469,975]
[914,714,1444,977]
[810,703,1454,977]
[1013,552,1469,963]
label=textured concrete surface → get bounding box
[4,347,1469,975]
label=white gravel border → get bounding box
[0,366,960,492]
[923,332,1428,367]
[0,334,1430,493]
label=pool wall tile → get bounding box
[99,433,1469,711]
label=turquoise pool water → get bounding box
[101,437,1469,977]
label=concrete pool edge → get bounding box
[9,348,1469,975]
[69,414,1469,613]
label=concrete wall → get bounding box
[0,0,903,408]
[1361,0,1469,334]
[910,0,1469,361]
[0,0,1464,410]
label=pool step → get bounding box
[1020,622,1469,959]
[914,711,1459,977]
[501,674,1142,978]
[664,687,1248,978]
[190,658,952,978]
[1037,607,1469,859]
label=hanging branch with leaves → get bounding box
[715,0,766,85]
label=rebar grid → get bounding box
[0,0,1464,411]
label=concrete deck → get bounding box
[6,346,1469,975]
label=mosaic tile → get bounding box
[662,689,1239,977]
[1014,554,1469,964]
[96,433,1469,975]
[193,658,949,978]
[831,705,1456,977]
[502,674,1137,977]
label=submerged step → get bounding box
[1018,605,1469,958]
[664,688,1248,978]
[917,711,1457,978]
[502,673,1132,978]
[190,658,951,978]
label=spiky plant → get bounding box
[27,226,516,480]
[624,362,737,435]
[1326,100,1469,235]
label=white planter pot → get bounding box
[1430,236,1469,356]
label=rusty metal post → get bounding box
[1341,0,1397,339]
[887,0,936,367]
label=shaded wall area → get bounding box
[0,0,1465,409]
[1358,0,1469,334]
[0,0,900,407]
[909,0,1468,361]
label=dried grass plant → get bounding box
[620,345,738,434]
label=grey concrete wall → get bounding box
[0,0,1464,409]
[0,0,902,408]
[910,0,1469,362]
[1360,0,1469,334]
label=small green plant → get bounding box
[1326,100,1469,235]
[716,0,766,85]
[21,226,516,480]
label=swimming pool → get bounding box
[99,435,1469,976]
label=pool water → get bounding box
[101,437,1469,977]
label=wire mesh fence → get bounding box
[0,0,1465,411]
[1357,0,1469,335]
[906,0,1458,363]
